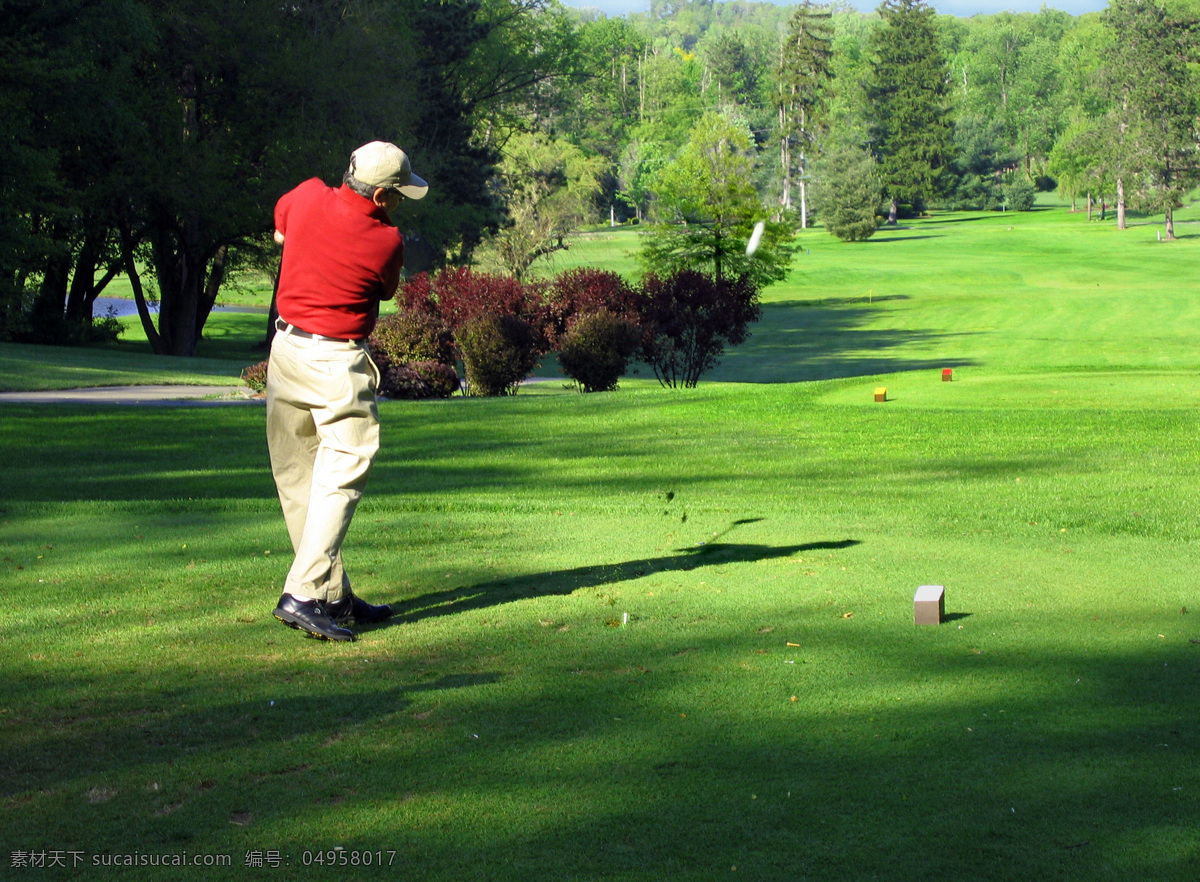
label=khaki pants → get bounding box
[266,327,381,602]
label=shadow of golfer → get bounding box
[391,536,861,624]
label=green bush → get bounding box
[811,145,882,242]
[940,174,1002,211]
[1034,174,1057,192]
[369,307,456,365]
[457,314,540,396]
[86,307,125,345]
[379,360,461,399]
[240,359,268,393]
[1002,175,1037,211]
[558,310,641,393]
[368,307,458,399]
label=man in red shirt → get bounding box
[268,141,428,642]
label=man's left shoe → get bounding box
[273,594,356,642]
[326,592,394,625]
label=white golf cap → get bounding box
[349,141,428,200]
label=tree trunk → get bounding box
[119,222,164,353]
[797,108,808,229]
[887,196,898,225]
[151,209,206,357]
[197,243,227,333]
[638,49,645,124]
[778,103,791,218]
[65,229,119,327]
[146,60,205,357]
[1116,178,1127,230]
[64,232,101,326]
[1086,191,1092,221]
[29,249,70,341]
[713,227,724,282]
[1164,205,1175,240]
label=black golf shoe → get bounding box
[325,592,393,625]
[273,594,356,642]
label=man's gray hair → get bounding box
[342,170,379,199]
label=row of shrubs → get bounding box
[244,267,761,397]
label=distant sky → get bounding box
[561,0,1108,19]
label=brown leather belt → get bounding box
[275,317,362,344]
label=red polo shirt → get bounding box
[274,179,404,339]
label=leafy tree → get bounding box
[1052,16,1117,216]
[641,111,794,288]
[826,7,877,144]
[569,15,646,155]
[121,0,381,357]
[632,39,706,150]
[458,0,582,134]
[867,0,954,224]
[1049,117,1110,212]
[950,11,1069,180]
[942,115,1017,210]
[1007,11,1070,176]
[649,0,715,50]
[617,139,671,222]
[1057,12,1114,121]
[775,1,834,227]
[636,269,761,388]
[701,28,762,106]
[1103,0,1200,239]
[1,0,155,344]
[387,0,585,269]
[3,0,583,354]
[810,144,882,241]
[474,133,606,279]
[2,0,416,355]
[560,15,647,218]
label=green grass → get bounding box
[3,202,1200,880]
[0,341,254,392]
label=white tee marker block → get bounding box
[914,585,945,625]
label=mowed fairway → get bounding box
[2,203,1200,880]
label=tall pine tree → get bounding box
[776,1,833,228]
[868,0,953,224]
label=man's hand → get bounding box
[273,230,285,245]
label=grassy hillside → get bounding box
[2,202,1199,880]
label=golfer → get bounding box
[267,141,428,642]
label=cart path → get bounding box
[0,385,259,405]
